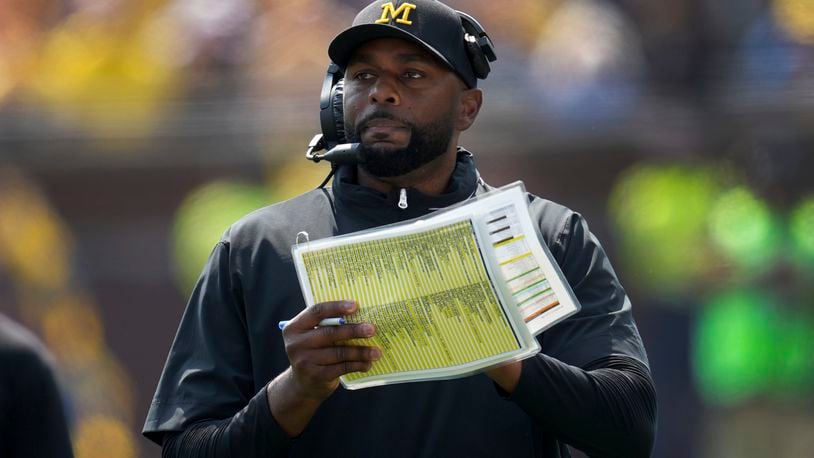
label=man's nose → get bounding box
[369,76,401,105]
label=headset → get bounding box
[306,11,497,186]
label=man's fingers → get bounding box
[295,352,377,381]
[308,345,382,366]
[316,361,376,380]
[286,301,356,331]
[318,322,375,341]
[288,323,376,351]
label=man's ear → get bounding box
[455,88,483,131]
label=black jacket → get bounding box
[144,151,657,457]
[0,314,74,458]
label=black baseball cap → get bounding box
[328,0,477,88]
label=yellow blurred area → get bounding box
[42,296,104,367]
[609,164,722,293]
[0,169,71,290]
[67,354,136,425]
[247,0,354,95]
[0,59,14,101]
[0,168,138,453]
[74,415,137,458]
[774,0,814,44]
[25,5,182,136]
[0,0,60,102]
[268,157,333,201]
[460,0,560,53]
[611,165,720,235]
[172,180,271,293]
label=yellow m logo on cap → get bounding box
[375,2,417,25]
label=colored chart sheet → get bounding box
[485,205,561,325]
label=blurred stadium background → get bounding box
[1,0,813,456]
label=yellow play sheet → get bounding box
[300,219,522,387]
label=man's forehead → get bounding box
[347,38,444,67]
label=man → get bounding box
[144,1,657,456]
[0,313,74,458]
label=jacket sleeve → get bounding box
[143,240,292,456]
[160,387,292,458]
[509,354,656,457]
[512,202,657,456]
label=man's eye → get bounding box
[354,72,375,81]
[404,71,424,79]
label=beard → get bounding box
[346,110,455,178]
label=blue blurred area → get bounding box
[1,1,813,457]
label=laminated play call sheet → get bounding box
[292,183,579,389]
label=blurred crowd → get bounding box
[1,1,813,457]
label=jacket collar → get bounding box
[331,148,481,230]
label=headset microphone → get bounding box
[305,133,363,188]
[305,135,363,165]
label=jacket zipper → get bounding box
[398,188,408,210]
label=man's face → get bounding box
[343,38,465,178]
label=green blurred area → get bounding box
[609,164,721,294]
[172,181,272,294]
[693,291,814,405]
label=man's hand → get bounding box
[485,361,522,393]
[267,300,380,437]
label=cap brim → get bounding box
[328,24,456,74]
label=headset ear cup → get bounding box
[465,38,490,80]
[458,12,496,81]
[332,79,346,144]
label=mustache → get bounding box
[355,110,413,131]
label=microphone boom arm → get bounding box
[305,134,363,165]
